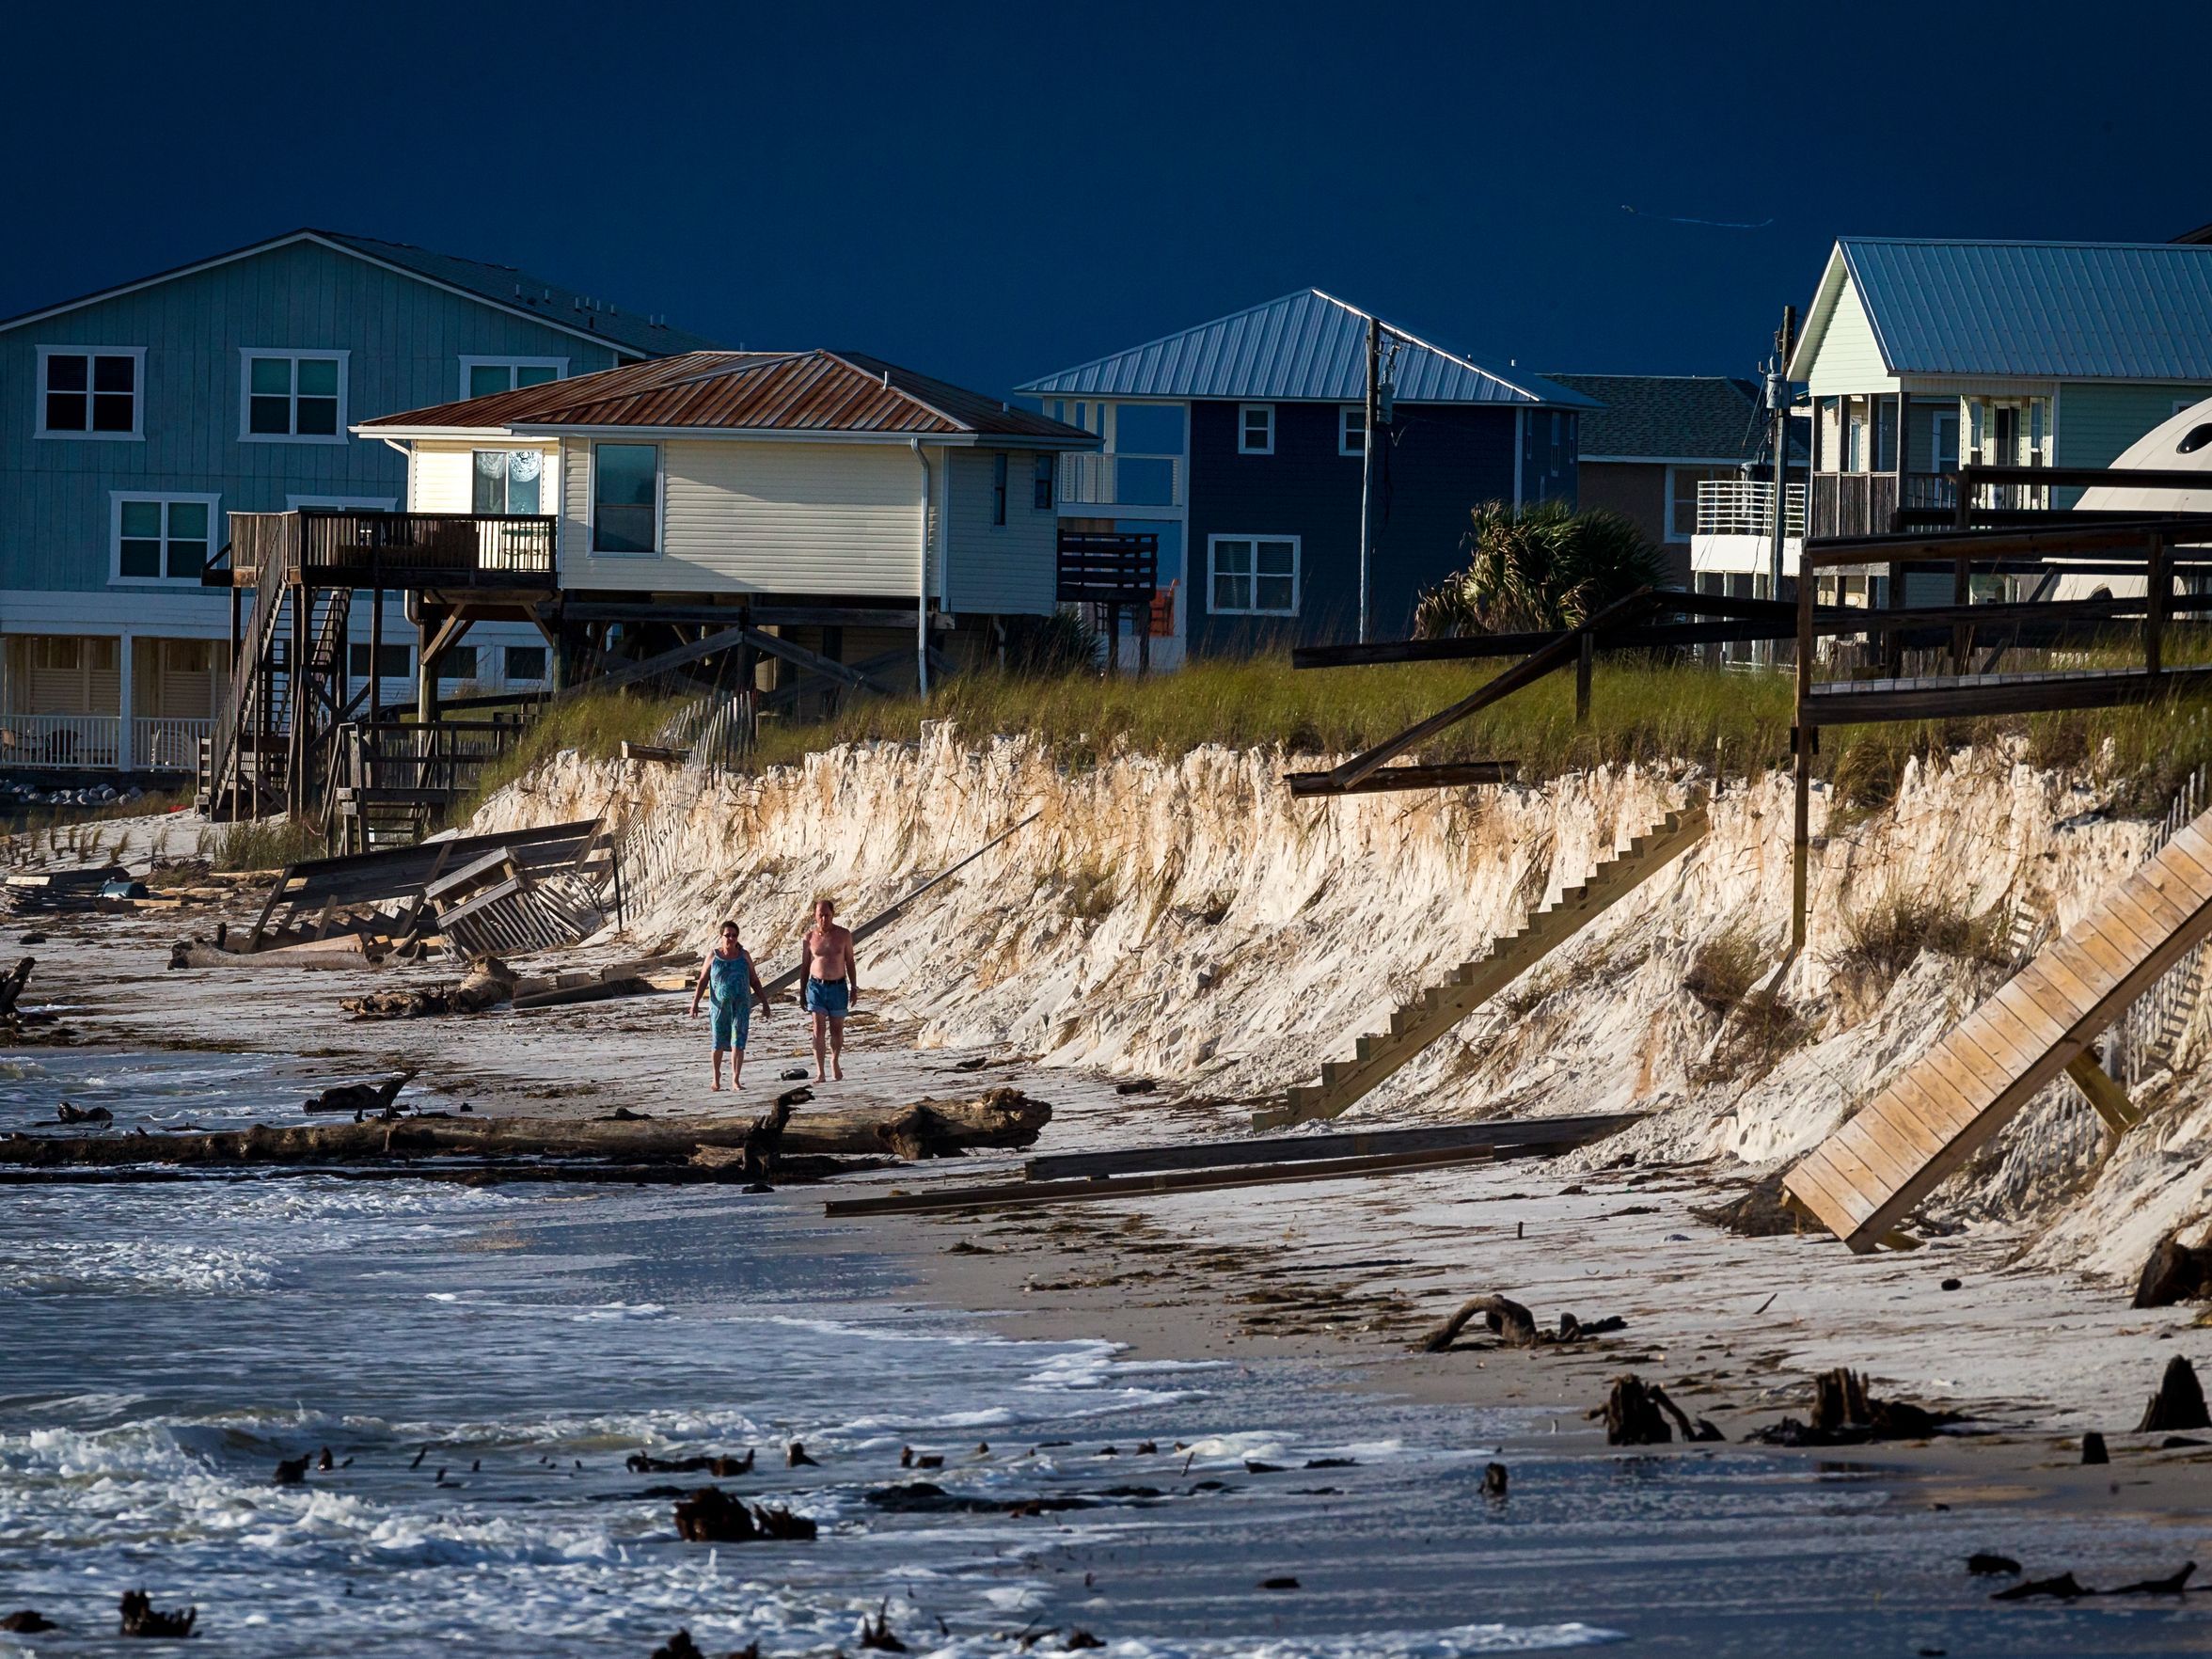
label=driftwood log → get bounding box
[303,1072,414,1114]
[2132,1231,2212,1308]
[0,1088,1051,1170]
[344,959,516,1020]
[0,956,33,1019]
[1420,1294,1538,1351]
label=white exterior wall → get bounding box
[559,436,933,598]
[942,447,1057,615]
[409,439,561,515]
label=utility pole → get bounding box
[1768,305,1798,622]
[1359,314,1380,644]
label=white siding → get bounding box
[411,443,477,513]
[560,437,931,596]
[942,448,1057,615]
[1806,277,1898,397]
[406,440,560,515]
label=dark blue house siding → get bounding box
[1185,399,1530,654]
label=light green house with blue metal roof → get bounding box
[1787,237,2212,541]
[0,229,712,773]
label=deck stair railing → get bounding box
[2119,757,2212,1089]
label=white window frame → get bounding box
[1338,404,1366,457]
[458,356,569,401]
[1929,408,1959,474]
[1238,403,1275,455]
[36,345,146,441]
[1206,532,1301,617]
[238,348,350,445]
[109,491,221,586]
[588,439,663,557]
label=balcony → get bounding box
[1695,479,1806,538]
[1057,450,1184,512]
[220,510,558,591]
[0,713,210,773]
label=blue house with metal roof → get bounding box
[1787,238,2212,545]
[1019,290,1593,661]
[0,228,713,773]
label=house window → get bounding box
[1931,408,1959,474]
[591,442,659,553]
[1666,466,1736,542]
[1339,405,1366,456]
[111,494,216,582]
[38,347,145,439]
[435,645,479,683]
[1208,534,1299,615]
[460,357,566,400]
[473,450,545,514]
[240,350,347,442]
[348,642,413,679]
[1033,453,1055,510]
[992,453,1008,526]
[1239,404,1274,454]
[505,645,548,682]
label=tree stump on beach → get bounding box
[2133,1231,2212,1308]
[118,1590,196,1638]
[1604,1375,1675,1446]
[2137,1356,2210,1433]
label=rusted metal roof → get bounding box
[360,350,1097,444]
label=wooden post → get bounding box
[1574,630,1593,724]
[417,613,438,729]
[368,586,383,725]
[1103,604,1119,677]
[1950,552,1971,674]
[1792,563,1815,950]
[2147,529,2169,679]
[289,583,308,821]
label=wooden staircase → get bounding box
[1255,801,1712,1130]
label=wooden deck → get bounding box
[1784,814,2212,1252]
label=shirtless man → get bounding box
[801,897,860,1082]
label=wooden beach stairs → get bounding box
[1254,801,1712,1131]
[1785,807,2212,1254]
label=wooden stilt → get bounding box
[1792,565,1814,950]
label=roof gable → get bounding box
[1018,289,1593,408]
[0,229,719,356]
[1791,238,2212,383]
[360,349,1097,443]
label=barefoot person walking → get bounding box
[802,897,859,1082]
[690,920,769,1092]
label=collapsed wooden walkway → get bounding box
[1254,805,1710,1130]
[1784,808,2212,1253]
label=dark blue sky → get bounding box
[5,2,2205,396]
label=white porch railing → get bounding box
[1058,450,1184,511]
[134,717,212,773]
[0,713,121,770]
[0,714,210,772]
[1696,479,1807,537]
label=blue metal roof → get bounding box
[1018,289,1593,407]
[1839,239,2212,381]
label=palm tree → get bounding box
[1413,500,1666,637]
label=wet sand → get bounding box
[15,897,2212,1537]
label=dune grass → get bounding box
[451,653,2212,821]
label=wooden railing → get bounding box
[297,510,556,582]
[336,719,529,798]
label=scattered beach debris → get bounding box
[1600,1374,1721,1446]
[786,1441,817,1468]
[1747,1367,1954,1446]
[303,1073,413,1115]
[2133,1231,2212,1307]
[1992,1572,2088,1602]
[1481,1462,1509,1499]
[650,1630,758,1659]
[1259,1576,1301,1591]
[1419,1292,1625,1352]
[780,1067,811,1082]
[0,1611,56,1633]
[272,1453,310,1485]
[1115,1079,1157,1095]
[0,956,37,1024]
[16,932,46,945]
[671,1487,816,1543]
[343,958,516,1020]
[628,1449,753,1476]
[118,1589,197,1638]
[2135,1356,2209,1433]
[2082,1431,2109,1465]
[857,1603,907,1652]
[1967,1553,2020,1575]
[53,1101,111,1125]
[1066,1633,1104,1651]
